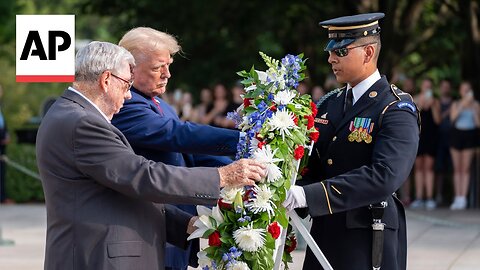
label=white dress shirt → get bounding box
[347,69,381,105]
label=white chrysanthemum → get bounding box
[197,251,214,269]
[220,187,245,204]
[252,145,283,183]
[268,109,298,140]
[273,90,296,105]
[227,261,251,270]
[233,224,266,252]
[247,185,276,217]
[187,205,224,240]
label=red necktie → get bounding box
[151,97,163,114]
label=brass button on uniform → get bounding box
[327,159,333,165]
[332,136,337,141]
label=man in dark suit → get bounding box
[112,27,238,169]
[111,27,239,270]
[36,41,265,270]
[283,13,419,270]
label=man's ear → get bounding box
[99,71,111,93]
[364,45,375,64]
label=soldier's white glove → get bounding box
[283,185,307,211]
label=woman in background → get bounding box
[449,81,480,210]
[411,78,441,210]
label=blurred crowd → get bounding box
[160,76,480,211]
[161,79,335,129]
[394,78,480,211]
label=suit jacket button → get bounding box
[327,159,333,165]
[332,136,337,141]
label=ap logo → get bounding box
[16,15,75,82]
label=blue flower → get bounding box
[229,246,242,258]
[257,101,268,112]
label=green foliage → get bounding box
[5,144,44,202]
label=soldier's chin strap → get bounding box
[369,201,387,270]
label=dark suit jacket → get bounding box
[111,88,238,167]
[36,89,221,270]
[111,88,238,268]
[300,76,419,270]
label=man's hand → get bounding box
[187,216,199,235]
[218,159,266,187]
[283,185,308,211]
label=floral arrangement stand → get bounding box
[188,52,331,270]
[272,156,333,270]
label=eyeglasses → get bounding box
[111,73,134,90]
[331,42,377,57]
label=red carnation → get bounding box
[258,141,266,149]
[270,104,277,112]
[217,198,232,210]
[305,115,314,129]
[285,235,297,253]
[294,145,304,160]
[244,98,252,108]
[310,130,320,142]
[311,101,318,116]
[293,115,299,126]
[268,222,281,239]
[208,231,222,247]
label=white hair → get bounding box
[75,41,135,82]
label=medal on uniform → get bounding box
[348,117,375,143]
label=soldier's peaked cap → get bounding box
[319,12,384,51]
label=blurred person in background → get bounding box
[178,91,194,122]
[0,85,11,204]
[217,82,245,129]
[449,81,480,210]
[203,83,230,127]
[311,85,325,103]
[192,87,213,124]
[297,81,310,96]
[112,28,245,270]
[412,78,441,210]
[434,79,453,206]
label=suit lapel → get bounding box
[335,76,389,133]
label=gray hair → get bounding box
[119,27,181,62]
[75,41,135,82]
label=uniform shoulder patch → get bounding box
[397,101,416,112]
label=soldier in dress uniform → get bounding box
[283,13,420,270]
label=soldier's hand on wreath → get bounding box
[283,185,308,211]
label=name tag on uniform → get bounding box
[315,118,329,125]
